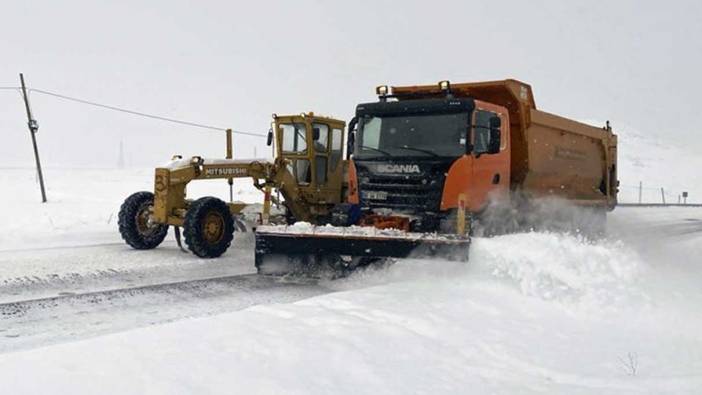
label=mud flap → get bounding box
[254,226,470,276]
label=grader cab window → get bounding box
[287,159,312,185]
[281,123,308,154]
[316,157,327,184]
[312,123,329,152]
[330,128,343,171]
[312,123,330,185]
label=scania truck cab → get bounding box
[347,82,510,233]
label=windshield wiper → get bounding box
[359,145,392,157]
[388,145,439,157]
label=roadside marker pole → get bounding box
[226,128,233,202]
[660,188,666,204]
[638,181,642,204]
[20,73,47,203]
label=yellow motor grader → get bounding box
[120,110,470,275]
[118,112,348,259]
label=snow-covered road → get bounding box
[0,273,330,353]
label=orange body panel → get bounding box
[441,155,472,210]
[441,100,511,212]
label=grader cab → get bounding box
[118,112,347,258]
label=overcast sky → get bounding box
[1,0,700,167]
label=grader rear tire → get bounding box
[183,197,235,258]
[118,191,168,250]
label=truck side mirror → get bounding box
[348,117,358,132]
[489,116,501,129]
[347,131,355,156]
[347,117,358,157]
[266,128,273,146]
[487,129,501,154]
[487,116,501,154]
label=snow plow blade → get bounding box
[254,225,470,276]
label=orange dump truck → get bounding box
[357,79,619,218]
[255,79,618,273]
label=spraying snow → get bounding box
[471,233,643,309]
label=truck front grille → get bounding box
[354,160,454,213]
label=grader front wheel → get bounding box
[118,191,169,250]
[183,197,235,258]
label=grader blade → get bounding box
[254,225,470,276]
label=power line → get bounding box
[28,88,266,137]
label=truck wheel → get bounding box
[183,197,235,258]
[118,191,168,250]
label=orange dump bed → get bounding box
[392,79,618,208]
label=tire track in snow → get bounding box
[0,241,127,254]
[0,273,312,316]
[0,273,331,353]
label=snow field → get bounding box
[0,168,701,393]
[2,227,701,394]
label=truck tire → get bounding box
[118,191,168,250]
[183,197,235,258]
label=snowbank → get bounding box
[2,222,701,394]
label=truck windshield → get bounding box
[355,113,469,159]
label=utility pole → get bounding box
[638,181,642,204]
[660,188,666,205]
[20,73,47,203]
